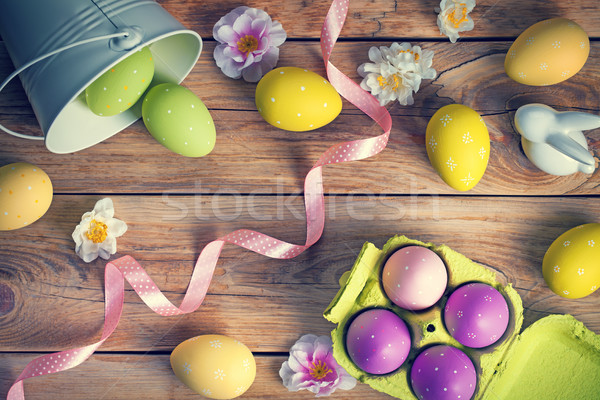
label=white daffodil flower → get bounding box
[437,0,476,43]
[358,42,436,106]
[72,198,127,263]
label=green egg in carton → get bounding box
[324,235,600,399]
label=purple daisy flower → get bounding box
[279,334,356,397]
[213,6,286,82]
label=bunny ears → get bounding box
[515,104,599,176]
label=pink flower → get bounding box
[279,334,356,397]
[213,6,286,82]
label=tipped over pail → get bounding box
[0,0,202,153]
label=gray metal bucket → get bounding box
[0,0,202,153]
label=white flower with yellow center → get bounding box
[358,42,436,106]
[72,198,127,263]
[437,0,476,43]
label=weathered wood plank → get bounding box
[156,0,600,39]
[1,195,598,353]
[0,111,598,195]
[0,353,390,399]
[3,41,599,113]
[1,41,598,195]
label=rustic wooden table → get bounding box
[1,0,599,399]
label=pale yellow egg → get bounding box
[543,223,600,299]
[505,18,590,86]
[0,163,53,231]
[425,104,490,191]
[170,334,256,399]
[255,67,342,131]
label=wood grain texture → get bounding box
[1,0,599,399]
[154,0,600,39]
[1,41,599,195]
[1,195,598,354]
[0,353,391,399]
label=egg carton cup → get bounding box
[324,235,600,399]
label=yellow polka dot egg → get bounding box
[170,334,256,399]
[255,67,342,131]
[543,223,600,299]
[85,46,154,116]
[142,83,216,157]
[426,104,490,191]
[0,162,53,231]
[505,18,590,86]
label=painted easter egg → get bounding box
[444,283,510,348]
[410,345,477,400]
[345,308,411,375]
[505,18,590,86]
[543,223,600,299]
[142,83,216,157]
[381,246,447,310]
[255,67,342,131]
[426,104,490,191]
[170,334,256,399]
[0,163,53,231]
[85,46,154,116]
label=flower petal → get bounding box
[336,372,357,390]
[256,35,270,53]
[279,361,295,386]
[78,240,100,263]
[99,235,117,258]
[257,47,279,71]
[295,334,319,347]
[250,18,268,38]
[106,218,127,238]
[291,340,315,355]
[268,21,287,47]
[222,46,245,63]
[213,6,248,39]
[243,7,268,21]
[291,349,312,369]
[216,25,239,45]
[291,371,314,389]
[368,46,384,64]
[313,336,332,361]
[93,198,115,219]
[232,14,253,35]
[217,56,243,79]
[315,384,335,397]
[241,52,256,69]
[287,352,308,373]
[72,224,85,247]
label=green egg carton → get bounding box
[324,235,600,399]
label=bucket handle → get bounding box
[0,31,129,141]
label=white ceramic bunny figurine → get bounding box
[514,103,598,176]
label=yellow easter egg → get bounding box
[426,104,490,191]
[0,162,53,231]
[170,335,256,399]
[85,47,155,116]
[543,223,600,299]
[255,67,342,131]
[505,18,590,86]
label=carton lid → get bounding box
[485,314,600,399]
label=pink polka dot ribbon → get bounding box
[7,1,391,398]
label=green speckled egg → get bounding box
[142,83,216,157]
[85,47,154,116]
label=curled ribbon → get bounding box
[7,0,391,398]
